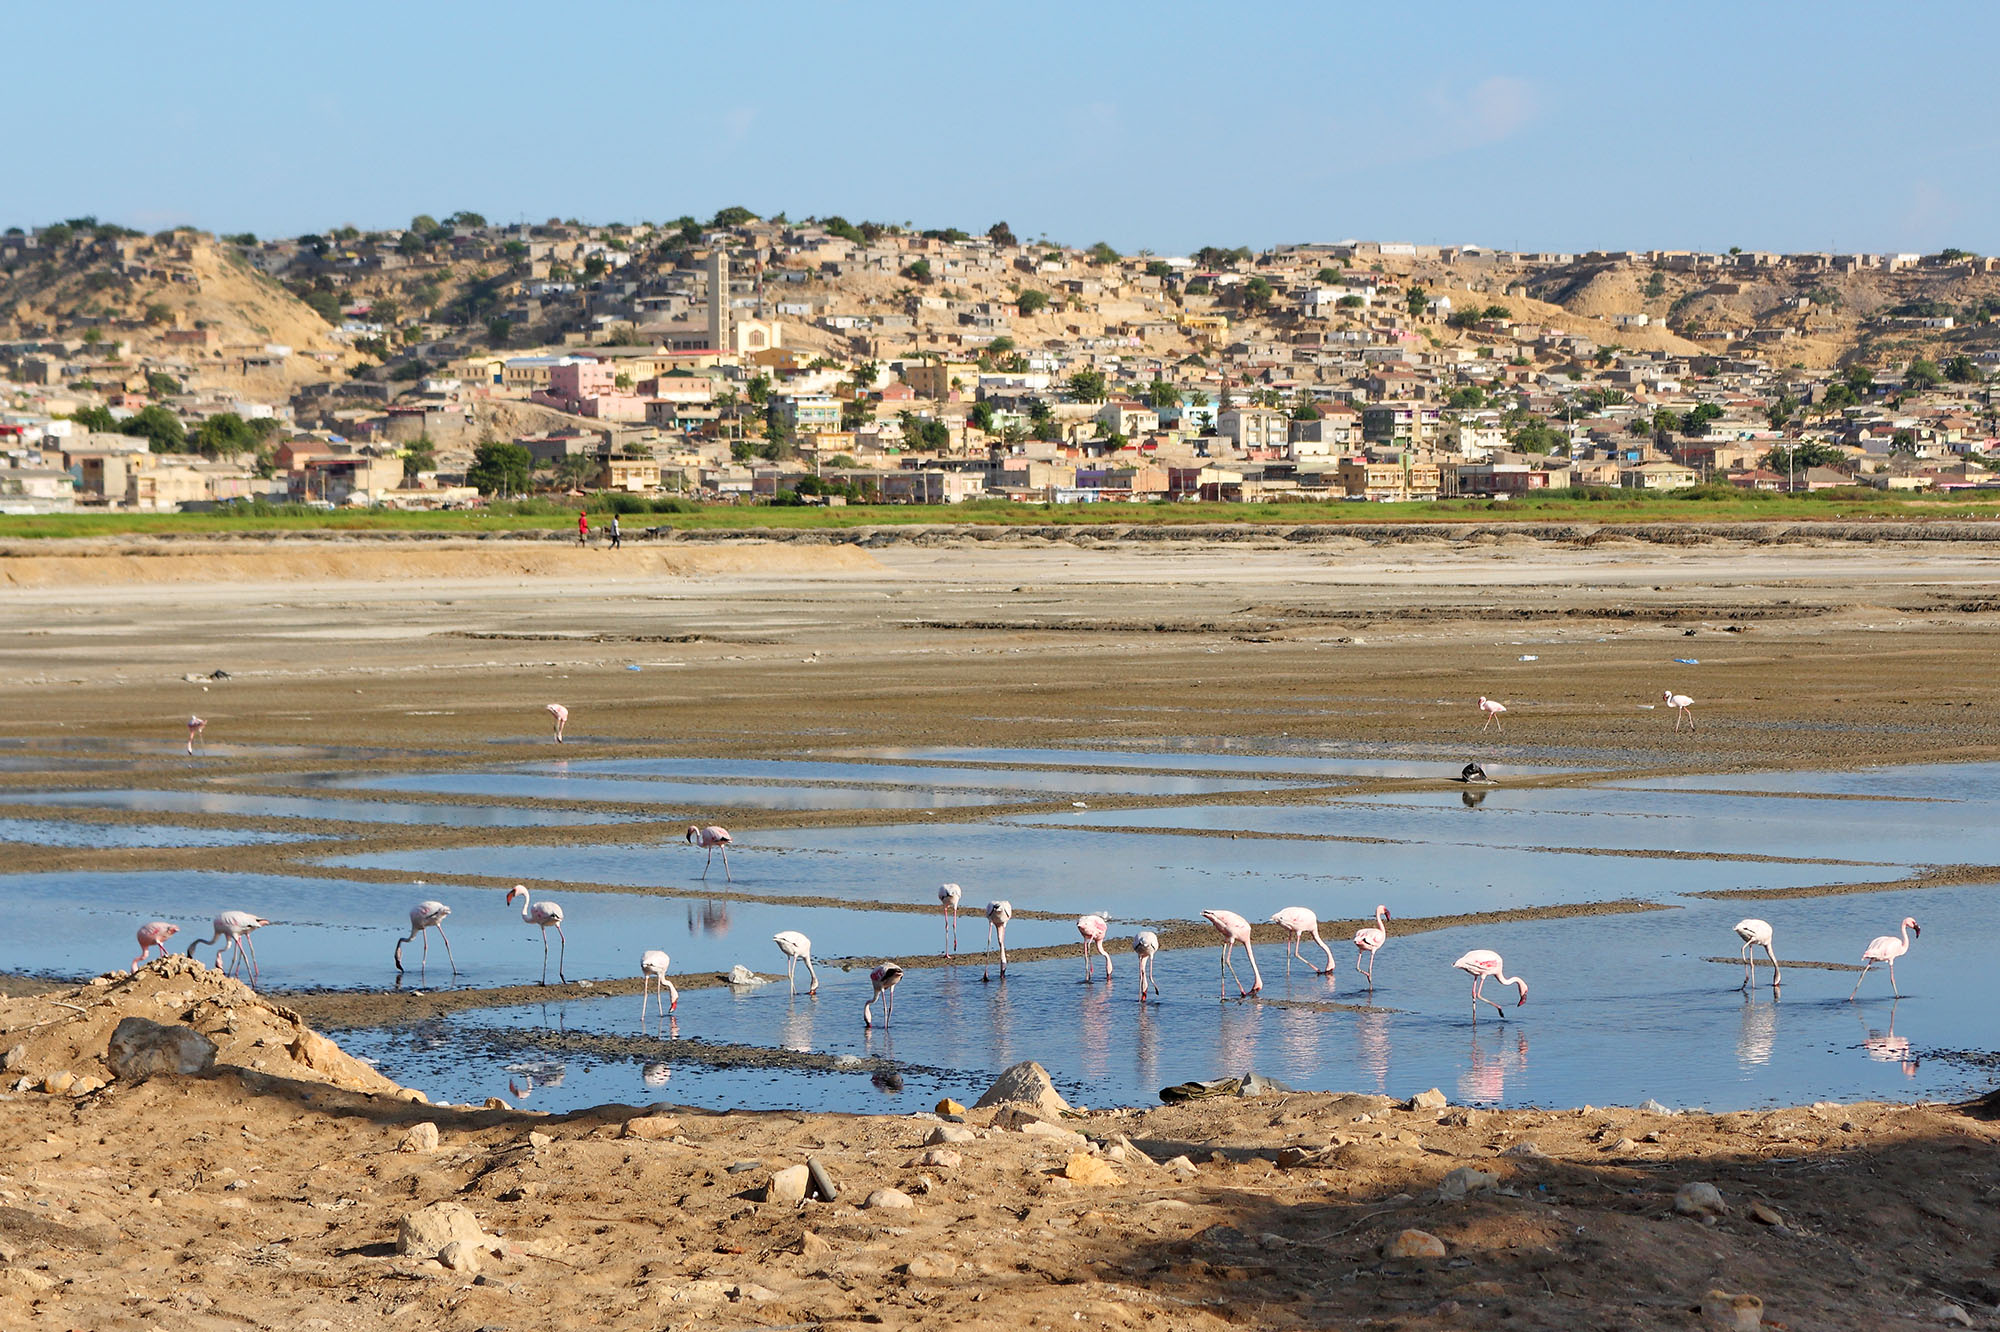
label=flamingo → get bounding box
[133,921,179,971]
[863,962,903,1028]
[1132,930,1161,1002]
[185,911,270,980]
[394,900,458,974]
[1478,696,1507,732]
[186,715,206,755]
[686,824,732,881]
[1077,913,1113,981]
[1353,904,1392,987]
[1732,918,1780,990]
[506,885,566,984]
[1201,909,1263,998]
[1270,907,1335,977]
[938,882,962,953]
[1849,917,1919,1000]
[774,930,818,994]
[1662,690,1695,731]
[546,702,569,743]
[641,949,679,1018]
[1453,950,1528,1020]
[983,900,1012,981]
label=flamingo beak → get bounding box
[1517,991,1528,1006]
[1911,924,1921,938]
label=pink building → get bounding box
[548,360,614,400]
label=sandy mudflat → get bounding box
[2,529,2000,1328]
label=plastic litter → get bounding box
[1674,658,1699,664]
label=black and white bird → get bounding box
[1458,761,1488,784]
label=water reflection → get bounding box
[1461,789,1489,809]
[1352,1009,1392,1093]
[640,1011,680,1041]
[1458,1029,1529,1104]
[1860,1002,1919,1077]
[1736,994,1779,1067]
[778,993,817,1053]
[642,1061,671,1088]
[1133,1005,1163,1090]
[506,1058,567,1101]
[687,899,733,937]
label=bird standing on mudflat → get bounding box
[774,930,818,994]
[640,949,679,1018]
[186,716,206,755]
[133,921,180,971]
[186,911,271,981]
[546,703,569,743]
[687,824,732,881]
[1662,690,1695,731]
[1478,697,1507,732]
[394,900,458,974]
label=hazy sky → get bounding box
[12,2,1999,256]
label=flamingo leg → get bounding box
[641,976,653,1021]
[1848,961,1872,1001]
[702,846,713,879]
[1362,950,1375,987]
[555,923,567,983]
[1739,939,1753,990]
[996,928,1006,977]
[540,928,550,985]
[436,924,458,973]
[1888,957,1898,998]
[720,845,731,882]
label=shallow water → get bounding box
[0,790,643,827]
[830,745,1582,780]
[504,756,1304,796]
[332,884,1992,1115]
[0,818,308,849]
[305,772,1021,810]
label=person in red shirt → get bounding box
[577,509,589,546]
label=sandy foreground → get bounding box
[3,527,2000,1329]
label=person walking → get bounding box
[609,514,621,549]
[577,509,589,546]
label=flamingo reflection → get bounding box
[1353,1008,1392,1093]
[642,1061,671,1088]
[1859,1001,1919,1077]
[1736,993,1778,1067]
[1457,1029,1528,1105]
[687,900,732,937]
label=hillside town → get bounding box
[5,211,2000,513]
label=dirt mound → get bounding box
[0,954,400,1096]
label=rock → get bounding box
[733,1282,779,1302]
[0,1043,24,1071]
[1163,1155,1199,1180]
[764,1165,810,1204]
[1438,1167,1499,1201]
[1748,1201,1783,1226]
[863,1188,914,1210]
[396,1202,489,1259]
[1934,1302,1974,1327]
[1502,1141,1548,1158]
[106,1017,216,1080]
[926,1125,975,1146]
[483,1097,511,1110]
[1407,1088,1448,1111]
[39,1071,74,1096]
[806,1156,840,1202]
[286,1028,399,1093]
[1700,1289,1763,1330]
[0,1267,57,1293]
[1383,1229,1448,1260]
[661,1279,732,1306]
[919,1148,962,1169]
[903,1253,955,1279]
[1675,1182,1727,1219]
[1606,1137,1637,1153]
[723,965,769,987]
[438,1240,481,1274]
[1639,1098,1677,1115]
[621,1115,681,1141]
[908,1174,934,1195]
[396,1122,440,1154]
[795,1231,832,1260]
[935,1098,966,1116]
[1062,1153,1119,1187]
[974,1061,1071,1118]
[397,1088,429,1104]
[1019,1119,1087,1147]
[1275,1146,1324,1169]
[69,1076,103,1096]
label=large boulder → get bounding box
[397,1202,491,1260]
[973,1061,1070,1118]
[106,1017,216,1080]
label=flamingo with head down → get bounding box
[1270,907,1335,977]
[1453,949,1528,1020]
[1201,909,1263,998]
[641,949,679,1019]
[863,963,903,1028]
[546,703,569,743]
[774,930,818,994]
[938,882,962,953]
[394,900,457,974]
[983,900,1012,981]
[687,824,732,881]
[1077,913,1113,981]
[186,911,271,980]
[133,921,179,971]
[1132,930,1161,1002]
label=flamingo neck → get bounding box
[1494,971,1523,990]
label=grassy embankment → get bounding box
[4,487,2000,539]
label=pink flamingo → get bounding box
[774,930,818,994]
[1478,696,1507,732]
[133,921,180,971]
[1849,917,1919,999]
[641,949,679,1018]
[394,900,457,973]
[1662,690,1695,731]
[1353,905,1392,987]
[1132,930,1161,1002]
[1077,913,1113,981]
[983,900,1012,981]
[546,703,569,743]
[1201,909,1263,997]
[863,962,903,1027]
[1732,918,1780,990]
[938,882,962,953]
[506,885,566,984]
[185,911,270,980]
[687,824,732,881]
[186,715,206,755]
[1453,949,1528,1020]
[1269,907,1335,977]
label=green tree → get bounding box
[552,454,600,491]
[145,370,180,397]
[1644,271,1667,299]
[1087,241,1120,266]
[1765,441,1847,473]
[142,301,174,326]
[841,396,874,431]
[1905,357,1944,389]
[190,412,256,458]
[401,438,436,486]
[1944,355,1980,383]
[820,215,865,244]
[1683,402,1724,436]
[1766,394,1800,429]
[1240,276,1274,312]
[1067,369,1108,403]
[1315,267,1342,283]
[1508,416,1565,454]
[969,400,996,433]
[902,258,932,282]
[1145,259,1173,279]
[1445,386,1487,410]
[120,404,186,452]
[1016,289,1050,316]
[1405,285,1429,318]
[67,405,118,433]
[1146,379,1181,409]
[709,206,755,228]
[486,316,512,345]
[987,221,1017,247]
[467,441,532,496]
[746,374,771,406]
[1843,364,1875,395]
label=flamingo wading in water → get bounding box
[546,703,569,743]
[687,824,732,881]
[394,901,458,973]
[1077,913,1113,981]
[1849,917,1920,1000]
[1270,907,1335,978]
[938,882,962,953]
[1478,696,1507,732]
[774,930,818,994]
[1353,905,1392,987]
[133,921,180,971]
[1132,930,1161,1002]
[1201,909,1263,998]
[1453,950,1528,1020]
[506,885,567,984]
[640,950,679,1018]
[863,963,902,1028]
[1662,690,1695,731]
[186,911,271,980]
[1732,918,1780,990]
[186,716,206,755]
[983,900,1013,981]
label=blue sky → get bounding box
[11,2,1999,255]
